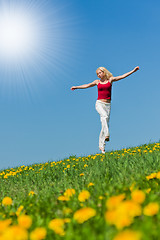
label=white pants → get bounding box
[95,100,111,150]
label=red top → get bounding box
[97,81,112,100]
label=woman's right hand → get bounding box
[71,86,77,91]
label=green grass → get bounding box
[0,142,160,240]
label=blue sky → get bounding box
[0,0,160,170]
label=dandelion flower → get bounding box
[2,226,28,240]
[64,189,75,198]
[88,182,94,187]
[131,190,146,204]
[28,191,35,196]
[80,173,84,176]
[0,219,12,232]
[106,194,125,210]
[156,172,160,179]
[73,207,96,224]
[49,219,65,236]
[30,227,47,240]
[105,209,132,229]
[63,218,71,223]
[16,205,24,216]
[78,190,90,202]
[99,196,104,200]
[146,173,157,180]
[145,188,151,194]
[113,230,142,240]
[129,182,136,192]
[2,197,13,206]
[18,215,32,229]
[63,208,72,215]
[143,202,159,216]
[105,200,142,229]
[58,196,70,201]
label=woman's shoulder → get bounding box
[108,77,114,84]
[94,79,100,85]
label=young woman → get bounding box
[71,66,139,154]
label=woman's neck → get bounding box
[100,77,108,82]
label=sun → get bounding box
[0,0,78,98]
[0,7,39,64]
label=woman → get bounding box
[71,66,139,154]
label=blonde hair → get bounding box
[96,67,113,79]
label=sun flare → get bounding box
[0,10,38,63]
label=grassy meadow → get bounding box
[0,142,160,240]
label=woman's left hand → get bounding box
[134,66,139,72]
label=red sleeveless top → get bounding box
[97,81,112,100]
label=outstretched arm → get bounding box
[71,80,98,90]
[110,66,139,83]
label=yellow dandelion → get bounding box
[156,172,160,179]
[80,173,84,176]
[84,164,88,167]
[16,205,24,216]
[28,191,35,196]
[99,196,104,200]
[78,190,90,202]
[73,207,96,224]
[0,219,12,233]
[105,200,142,229]
[113,230,142,240]
[30,227,47,240]
[2,225,28,240]
[105,209,132,229]
[131,190,146,204]
[129,182,136,192]
[64,189,75,198]
[63,218,71,223]
[145,188,151,194]
[63,208,72,215]
[58,195,70,201]
[106,194,125,210]
[121,200,142,218]
[88,182,94,187]
[143,202,159,216]
[48,219,65,236]
[146,173,157,180]
[2,197,13,206]
[18,215,32,229]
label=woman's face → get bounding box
[96,69,105,79]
